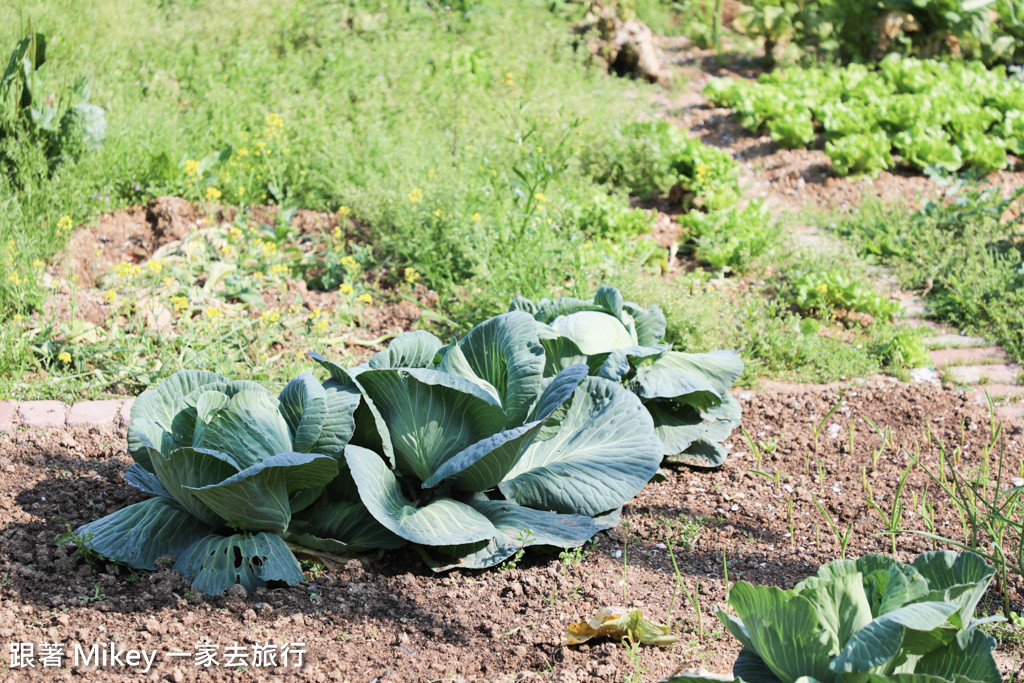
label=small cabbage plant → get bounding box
[75,370,359,595]
[664,550,1002,683]
[510,285,743,467]
[303,312,665,569]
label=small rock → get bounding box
[1012,477,1024,487]
[171,668,185,683]
[142,618,161,634]
[242,609,257,623]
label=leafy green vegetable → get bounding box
[511,285,743,467]
[307,309,665,569]
[661,551,1002,683]
[73,369,358,594]
[825,132,893,177]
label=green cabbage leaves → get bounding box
[510,285,743,467]
[662,550,1002,683]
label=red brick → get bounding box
[930,346,1008,367]
[119,398,135,428]
[0,401,17,429]
[18,401,69,428]
[67,400,121,426]
[947,364,1022,385]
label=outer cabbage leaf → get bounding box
[76,497,211,570]
[499,377,662,516]
[172,532,304,595]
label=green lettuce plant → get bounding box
[305,315,665,569]
[663,550,1002,683]
[74,370,359,595]
[510,286,743,467]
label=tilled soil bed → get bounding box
[1,379,1022,682]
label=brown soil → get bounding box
[2,380,1022,681]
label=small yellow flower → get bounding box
[265,113,284,129]
[339,283,354,296]
[32,259,44,270]
[57,215,73,233]
[308,307,324,321]
[260,309,281,325]
[162,277,176,289]
[288,304,302,315]
[313,319,328,333]
[104,290,118,305]
[271,264,288,276]
[357,293,372,305]
[238,148,249,157]
[260,240,278,257]
[169,295,189,313]
[433,209,444,218]
[238,185,246,198]
[7,272,22,285]
[12,313,22,322]
[58,351,72,364]
[184,159,201,176]
[220,246,232,257]
[816,283,829,294]
[533,192,547,204]
[427,169,437,180]
[340,255,359,270]
[205,186,222,201]
[146,259,163,274]
[331,226,342,239]
[471,213,482,222]
[228,227,244,241]
[204,306,223,320]
[404,267,421,284]
[115,261,142,279]
[407,187,423,203]
[337,205,352,218]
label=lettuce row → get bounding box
[705,57,1024,177]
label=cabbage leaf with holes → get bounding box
[661,550,1002,683]
[72,369,359,595]
[305,312,664,569]
[510,285,743,467]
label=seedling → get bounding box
[814,498,855,560]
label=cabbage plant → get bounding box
[510,286,743,467]
[75,370,359,595]
[664,550,1002,683]
[303,313,665,569]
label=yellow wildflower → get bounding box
[271,264,288,276]
[184,159,201,176]
[260,310,281,325]
[220,246,232,257]
[162,277,176,289]
[104,290,118,305]
[238,185,246,198]
[58,351,72,364]
[169,295,189,313]
[471,213,482,222]
[357,293,372,305]
[228,227,243,241]
[32,259,43,270]
[339,283,354,296]
[407,187,423,203]
[404,267,421,284]
[288,304,302,315]
[265,113,284,129]
[204,306,223,320]
[308,307,324,321]
[260,240,278,257]
[534,192,547,203]
[115,261,141,279]
[57,215,73,232]
[205,186,222,201]
[237,148,249,157]
[7,272,22,285]
[146,259,163,274]
[337,205,352,218]
[340,256,359,270]
[12,314,22,322]
[816,283,829,294]
[331,226,342,239]
[433,209,444,218]
[313,319,328,333]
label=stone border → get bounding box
[0,398,134,430]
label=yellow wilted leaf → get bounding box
[563,606,677,646]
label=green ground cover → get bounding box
[0,0,980,403]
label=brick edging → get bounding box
[0,398,134,430]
